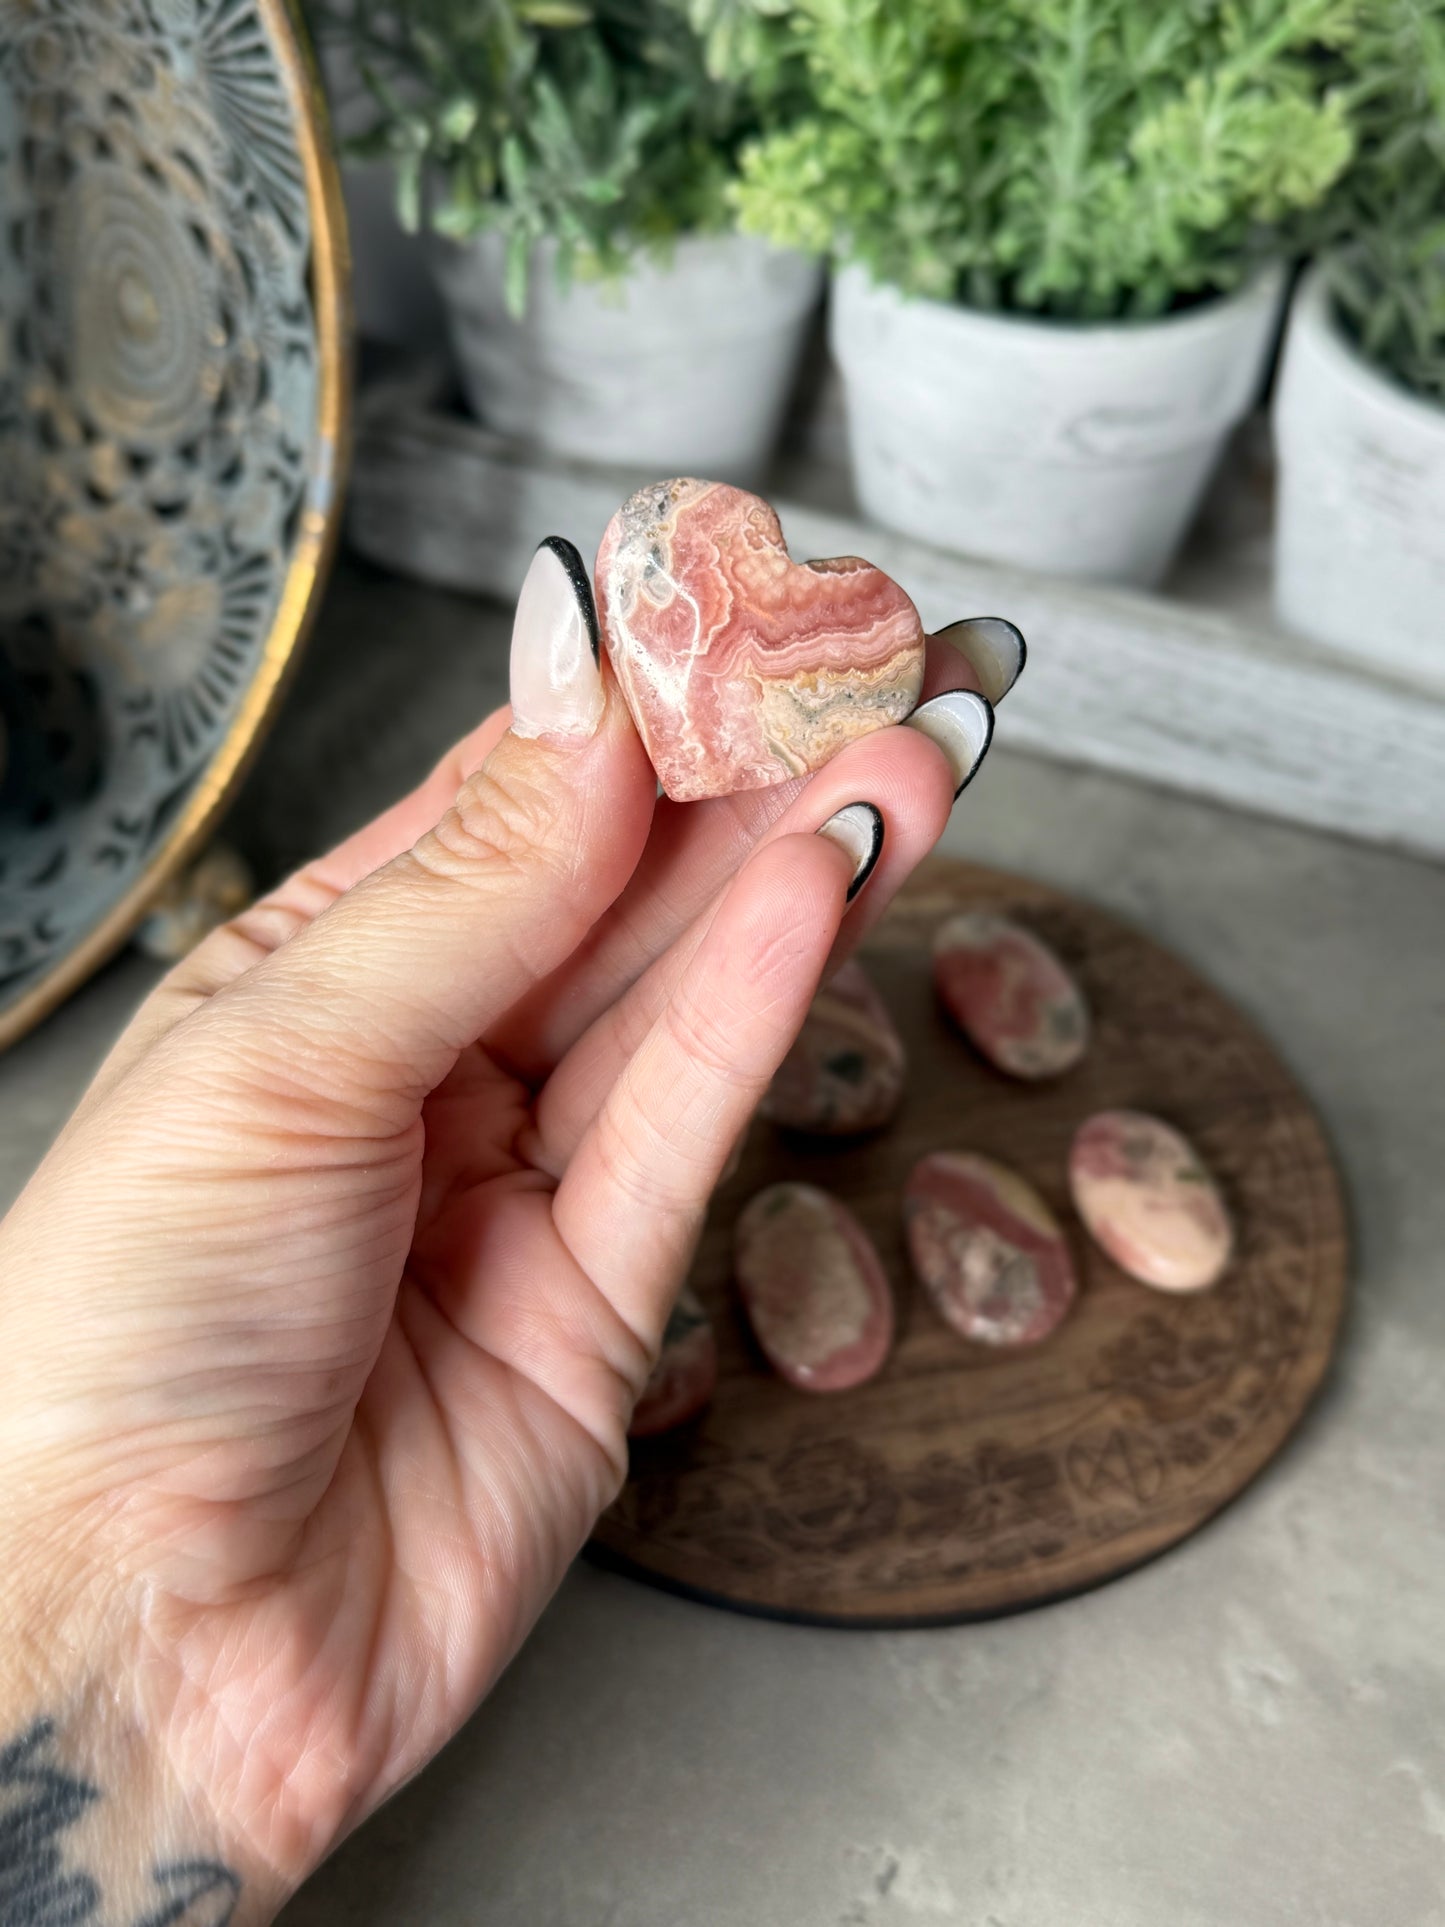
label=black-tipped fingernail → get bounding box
[816,802,884,901]
[935,617,1026,704]
[905,689,995,798]
[509,537,604,741]
[537,536,600,663]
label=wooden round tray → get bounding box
[590,857,1349,1625]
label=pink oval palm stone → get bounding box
[735,1182,894,1392]
[595,478,926,800]
[933,910,1089,1079]
[904,1151,1077,1347]
[1069,1110,1233,1291]
[762,960,906,1135]
[629,1284,718,1437]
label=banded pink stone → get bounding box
[904,1151,1077,1347]
[629,1284,718,1437]
[762,959,906,1136]
[594,478,926,801]
[1069,1110,1233,1292]
[735,1182,894,1392]
[933,909,1089,1079]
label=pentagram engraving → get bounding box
[1066,1427,1166,1508]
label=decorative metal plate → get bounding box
[0,0,348,1048]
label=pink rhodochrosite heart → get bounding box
[594,478,927,801]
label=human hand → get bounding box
[0,549,1008,1924]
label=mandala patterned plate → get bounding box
[591,857,1349,1625]
[0,0,348,1048]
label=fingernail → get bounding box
[816,802,884,902]
[905,689,995,798]
[936,617,1026,704]
[509,536,605,741]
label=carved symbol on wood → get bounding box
[1066,1428,1165,1509]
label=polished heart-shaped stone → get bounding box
[594,478,926,801]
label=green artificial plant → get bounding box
[316,0,796,312]
[726,0,1358,320]
[1320,0,1445,404]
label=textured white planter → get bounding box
[315,26,448,353]
[1274,265,1445,693]
[831,264,1286,585]
[340,162,448,351]
[431,230,824,482]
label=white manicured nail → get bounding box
[935,617,1026,704]
[905,689,995,797]
[816,802,884,901]
[509,537,604,742]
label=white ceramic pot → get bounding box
[830,263,1287,585]
[340,162,449,352]
[315,26,448,353]
[1274,264,1445,693]
[430,230,824,483]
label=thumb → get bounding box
[205,545,655,1109]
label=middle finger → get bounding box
[522,697,994,1177]
[488,622,1010,1081]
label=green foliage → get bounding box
[1318,1,1445,403]
[312,0,791,307]
[728,0,1358,319]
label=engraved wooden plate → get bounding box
[590,856,1349,1625]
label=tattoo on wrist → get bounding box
[0,1719,241,1926]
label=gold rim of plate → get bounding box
[0,0,353,1053]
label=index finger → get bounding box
[488,621,1003,1079]
[552,828,859,1348]
[74,704,519,1107]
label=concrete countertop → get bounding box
[4,564,1443,1926]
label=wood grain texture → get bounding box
[589,858,1349,1626]
[346,375,1445,863]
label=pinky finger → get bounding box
[549,819,874,1351]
